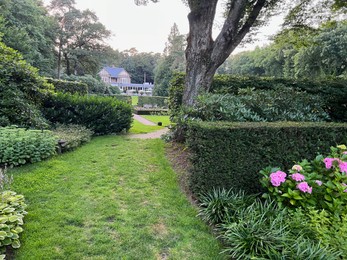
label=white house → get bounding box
[99,67,154,96]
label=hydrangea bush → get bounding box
[260,145,347,215]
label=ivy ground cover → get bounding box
[10,136,223,259]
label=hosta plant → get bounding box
[260,144,347,215]
[0,190,27,256]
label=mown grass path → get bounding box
[10,136,223,259]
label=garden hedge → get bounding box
[169,73,347,122]
[186,121,347,195]
[108,94,132,105]
[138,96,168,108]
[46,78,88,95]
[42,93,133,135]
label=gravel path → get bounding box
[128,128,169,139]
[133,114,156,126]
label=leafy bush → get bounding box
[0,126,56,167]
[169,73,347,122]
[199,189,343,259]
[0,190,27,257]
[198,188,256,225]
[108,95,132,105]
[137,96,168,108]
[61,74,121,95]
[260,145,347,215]
[46,78,88,95]
[0,41,53,127]
[42,93,133,135]
[186,121,347,195]
[52,124,93,153]
[192,87,329,122]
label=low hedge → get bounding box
[46,78,88,95]
[138,96,168,108]
[169,73,347,122]
[108,95,132,105]
[186,121,347,195]
[42,93,133,135]
[0,126,56,167]
[52,124,93,153]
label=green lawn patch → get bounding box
[129,120,164,134]
[131,96,138,106]
[10,136,224,259]
[142,115,171,127]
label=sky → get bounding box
[43,0,284,54]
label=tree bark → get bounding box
[183,0,267,106]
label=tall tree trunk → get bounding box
[64,52,71,75]
[183,0,267,106]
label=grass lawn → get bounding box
[142,115,171,127]
[129,120,164,134]
[10,136,224,259]
[131,96,138,106]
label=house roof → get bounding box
[104,67,127,77]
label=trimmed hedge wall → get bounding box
[46,78,88,95]
[138,96,168,108]
[108,94,132,105]
[169,73,347,122]
[42,93,133,135]
[186,121,347,195]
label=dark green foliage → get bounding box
[52,124,93,152]
[0,190,27,255]
[137,96,168,108]
[186,121,347,194]
[60,75,120,95]
[0,126,56,167]
[192,88,329,122]
[169,73,347,122]
[198,188,256,225]
[198,189,343,258]
[42,93,133,135]
[46,78,88,95]
[108,95,132,105]
[168,72,185,113]
[0,41,53,128]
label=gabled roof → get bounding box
[103,67,127,77]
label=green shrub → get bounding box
[137,96,168,108]
[52,124,93,153]
[108,95,132,105]
[186,121,347,195]
[46,78,88,95]
[0,190,27,256]
[60,74,121,95]
[42,93,133,135]
[192,87,329,122]
[260,145,347,215]
[0,41,53,128]
[199,189,343,258]
[198,188,256,225]
[169,73,347,122]
[0,126,56,167]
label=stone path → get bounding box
[130,114,169,139]
[133,114,156,126]
[128,128,169,139]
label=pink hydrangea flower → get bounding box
[324,158,340,169]
[297,182,312,194]
[291,165,303,171]
[339,161,347,174]
[315,180,323,186]
[270,171,287,187]
[290,173,305,182]
[343,151,347,155]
